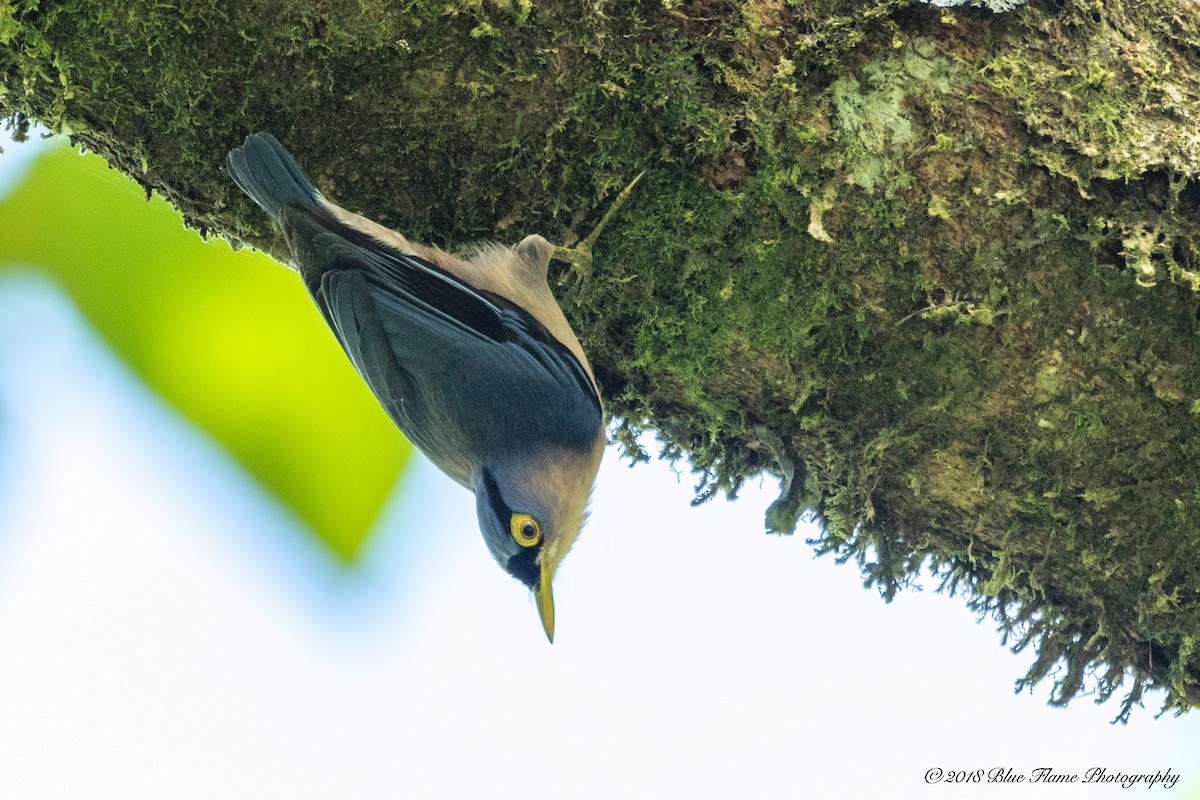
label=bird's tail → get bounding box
[226,133,323,221]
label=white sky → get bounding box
[0,136,1197,799]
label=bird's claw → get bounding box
[550,170,645,291]
[552,242,595,290]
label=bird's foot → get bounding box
[550,242,595,290]
[551,170,645,290]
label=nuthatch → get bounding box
[227,133,640,641]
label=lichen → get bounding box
[924,0,1027,13]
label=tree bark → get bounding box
[5,0,1200,717]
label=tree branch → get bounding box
[5,0,1200,716]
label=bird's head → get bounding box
[474,439,604,642]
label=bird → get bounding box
[226,133,641,642]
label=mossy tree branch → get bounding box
[5,0,1200,718]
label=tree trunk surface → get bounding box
[5,0,1200,717]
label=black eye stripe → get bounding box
[481,468,510,523]
[506,546,540,588]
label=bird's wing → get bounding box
[280,204,603,461]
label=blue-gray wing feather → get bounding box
[279,205,603,482]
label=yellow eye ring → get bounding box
[510,513,541,547]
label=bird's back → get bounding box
[227,134,603,480]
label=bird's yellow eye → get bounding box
[510,513,541,547]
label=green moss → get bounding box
[5,0,1200,718]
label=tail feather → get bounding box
[226,132,323,221]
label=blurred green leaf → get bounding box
[0,141,412,561]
